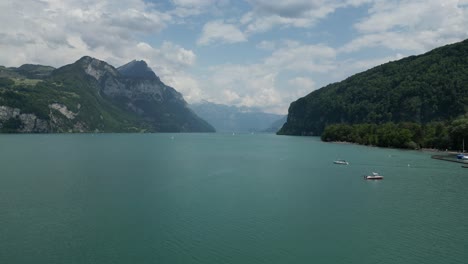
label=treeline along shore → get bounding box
[320,116,468,151]
[279,39,468,151]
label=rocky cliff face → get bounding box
[117,60,157,79]
[0,106,49,132]
[0,103,89,133]
[116,60,184,103]
[0,56,214,133]
[78,56,120,82]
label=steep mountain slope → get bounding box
[278,39,468,136]
[191,101,284,133]
[0,56,214,133]
[114,59,214,132]
[262,116,287,133]
[117,60,158,79]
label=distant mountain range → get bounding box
[279,38,468,136]
[262,115,287,133]
[0,57,214,133]
[190,101,285,133]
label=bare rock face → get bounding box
[117,60,157,79]
[79,58,181,106]
[0,56,215,133]
[117,62,184,99]
[0,106,20,120]
[35,119,49,132]
[19,113,38,132]
[49,103,77,119]
[79,56,119,82]
[0,106,49,132]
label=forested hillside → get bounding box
[320,117,468,150]
[278,39,468,140]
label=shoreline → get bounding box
[328,140,464,155]
[431,154,468,165]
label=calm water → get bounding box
[0,133,467,264]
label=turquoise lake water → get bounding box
[0,133,467,263]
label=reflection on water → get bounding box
[0,134,467,264]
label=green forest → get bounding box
[321,116,468,150]
[278,39,468,144]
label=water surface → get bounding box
[0,134,467,263]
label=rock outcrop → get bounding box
[0,56,215,133]
[0,106,49,132]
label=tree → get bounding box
[449,116,468,151]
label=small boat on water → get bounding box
[364,172,383,180]
[456,154,468,160]
[333,160,349,165]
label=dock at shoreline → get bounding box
[432,154,468,166]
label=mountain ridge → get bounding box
[0,56,215,133]
[191,100,284,133]
[278,39,468,136]
[118,60,158,80]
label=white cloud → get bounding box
[241,0,371,35]
[339,32,429,53]
[161,72,202,102]
[170,0,230,17]
[110,41,201,103]
[342,0,468,53]
[265,42,337,73]
[199,41,338,113]
[0,0,172,67]
[196,38,421,114]
[171,0,215,6]
[206,64,283,113]
[246,0,327,18]
[241,12,319,34]
[288,77,315,91]
[3,0,468,116]
[0,1,203,104]
[287,77,317,100]
[157,42,197,69]
[331,54,405,81]
[197,20,247,45]
[256,40,276,50]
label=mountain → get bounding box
[0,64,55,80]
[117,60,158,79]
[278,39,468,136]
[262,116,287,133]
[190,101,284,133]
[0,56,214,133]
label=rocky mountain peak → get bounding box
[117,60,158,80]
[76,56,119,81]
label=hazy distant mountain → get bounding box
[0,56,214,133]
[262,116,287,133]
[190,101,284,133]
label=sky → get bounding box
[1,0,468,114]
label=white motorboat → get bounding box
[364,172,383,180]
[333,160,349,165]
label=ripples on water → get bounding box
[0,134,467,264]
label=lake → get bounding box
[0,133,467,264]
